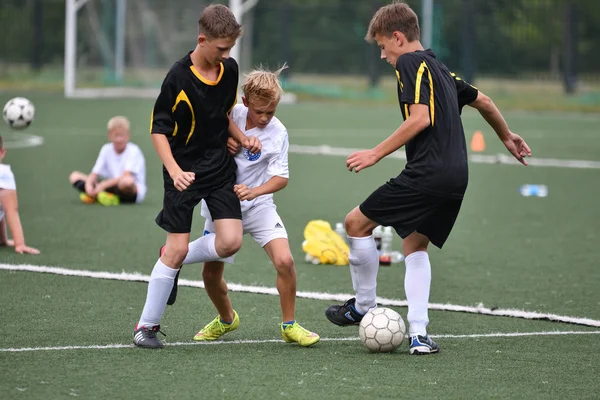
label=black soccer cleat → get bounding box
[133,325,165,349]
[325,298,364,326]
[409,335,440,355]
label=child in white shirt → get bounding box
[0,136,40,254]
[69,116,146,206]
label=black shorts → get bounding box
[104,186,137,203]
[155,181,242,233]
[359,178,463,249]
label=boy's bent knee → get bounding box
[344,208,376,237]
[274,254,295,274]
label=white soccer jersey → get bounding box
[201,104,289,218]
[0,164,17,222]
[91,142,147,202]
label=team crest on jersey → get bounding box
[243,149,261,161]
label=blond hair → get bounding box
[242,64,288,104]
[198,4,242,39]
[107,116,130,132]
[365,1,420,43]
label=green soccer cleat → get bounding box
[193,310,240,341]
[97,191,120,206]
[79,193,96,204]
[281,321,320,347]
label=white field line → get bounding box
[288,144,600,169]
[2,263,600,328]
[2,330,599,353]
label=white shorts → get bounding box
[203,203,288,261]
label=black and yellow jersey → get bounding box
[151,53,238,191]
[395,49,478,198]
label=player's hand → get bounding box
[242,136,262,154]
[227,136,241,155]
[85,181,96,196]
[15,245,40,255]
[346,149,379,173]
[502,132,532,166]
[172,170,195,191]
[234,184,258,201]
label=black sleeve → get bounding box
[150,72,177,135]
[397,53,432,108]
[224,57,239,114]
[452,72,479,110]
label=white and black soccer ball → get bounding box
[3,97,35,130]
[359,307,406,353]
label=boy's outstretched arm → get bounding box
[151,134,195,192]
[234,176,288,201]
[347,103,430,173]
[0,190,39,254]
[469,92,532,165]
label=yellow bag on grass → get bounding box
[302,220,349,266]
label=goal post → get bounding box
[64,0,259,99]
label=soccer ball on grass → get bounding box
[359,307,406,353]
[3,97,35,130]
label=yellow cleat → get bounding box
[193,311,239,341]
[79,193,95,204]
[281,322,320,347]
[97,191,120,206]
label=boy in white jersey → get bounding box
[69,116,147,206]
[170,66,320,346]
[0,136,40,254]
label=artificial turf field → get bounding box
[0,93,599,399]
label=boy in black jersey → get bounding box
[325,1,531,355]
[134,4,261,349]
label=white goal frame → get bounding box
[64,0,259,98]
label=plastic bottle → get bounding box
[379,226,393,266]
[373,225,383,254]
[519,184,548,197]
[335,222,347,243]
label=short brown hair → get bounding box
[242,64,288,105]
[365,1,420,43]
[198,4,242,39]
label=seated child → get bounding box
[0,136,40,254]
[69,116,146,206]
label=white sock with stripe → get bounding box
[138,259,179,327]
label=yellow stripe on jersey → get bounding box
[426,65,435,126]
[414,62,426,102]
[414,61,435,126]
[189,63,224,86]
[171,90,195,144]
[404,103,410,118]
[451,72,478,90]
[395,70,403,90]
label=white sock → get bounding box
[404,251,431,337]
[138,259,180,327]
[183,233,233,265]
[348,235,379,314]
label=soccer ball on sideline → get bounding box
[359,307,406,353]
[3,97,35,130]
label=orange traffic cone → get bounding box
[470,131,486,152]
